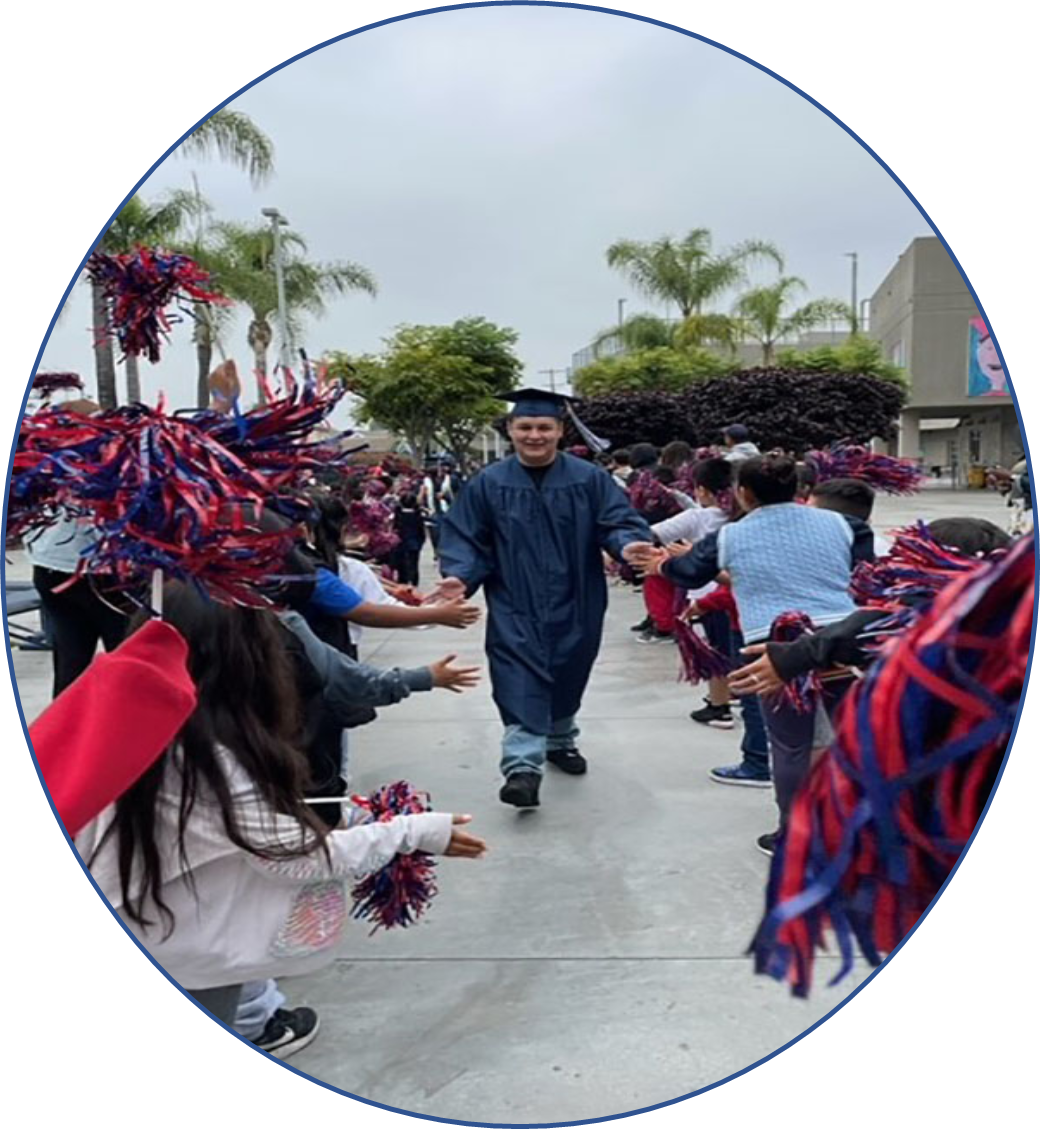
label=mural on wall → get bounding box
[968,317,1008,397]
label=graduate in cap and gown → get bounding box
[433,389,651,808]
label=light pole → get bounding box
[262,207,292,373]
[845,251,859,334]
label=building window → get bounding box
[968,428,982,464]
[891,340,905,367]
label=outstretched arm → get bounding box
[596,476,653,560]
[436,477,496,596]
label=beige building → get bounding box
[869,236,1022,480]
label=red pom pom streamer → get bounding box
[672,587,731,684]
[31,372,84,400]
[347,496,400,561]
[769,611,823,714]
[184,369,364,501]
[628,470,684,519]
[805,441,924,496]
[87,246,228,363]
[348,781,439,933]
[751,539,1032,997]
[851,522,983,609]
[10,402,299,604]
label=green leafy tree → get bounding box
[606,229,784,318]
[591,313,677,358]
[734,277,851,366]
[776,333,910,389]
[208,222,376,402]
[328,318,521,467]
[572,346,734,397]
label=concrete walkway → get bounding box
[8,487,1011,1124]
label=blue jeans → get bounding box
[233,979,284,1040]
[729,628,770,777]
[501,716,579,778]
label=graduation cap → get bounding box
[501,388,611,453]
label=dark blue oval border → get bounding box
[3,3,1036,1127]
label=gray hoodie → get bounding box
[724,441,761,464]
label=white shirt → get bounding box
[77,746,452,989]
[25,516,97,573]
[338,555,402,647]
[651,505,729,601]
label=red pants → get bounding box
[643,574,678,632]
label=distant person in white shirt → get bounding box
[722,424,761,464]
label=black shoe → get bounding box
[630,615,652,633]
[250,1007,320,1060]
[756,832,779,857]
[637,626,674,644]
[689,703,735,729]
[500,771,541,808]
[546,747,588,775]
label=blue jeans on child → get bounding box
[233,979,285,1040]
[501,716,579,777]
[738,692,770,776]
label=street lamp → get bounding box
[844,251,859,335]
[262,207,292,372]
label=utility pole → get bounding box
[262,207,292,372]
[538,368,565,393]
[845,251,859,334]
[617,297,626,332]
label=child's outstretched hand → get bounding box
[445,814,487,858]
[666,539,693,558]
[429,654,481,693]
[433,597,482,629]
[426,577,467,603]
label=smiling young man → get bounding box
[434,389,651,809]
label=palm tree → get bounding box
[178,109,275,187]
[591,313,675,358]
[208,222,377,402]
[91,189,203,406]
[734,277,852,366]
[606,228,784,319]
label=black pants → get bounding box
[395,549,421,587]
[33,567,130,697]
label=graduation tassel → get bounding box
[750,539,1032,997]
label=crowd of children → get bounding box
[15,390,1032,1068]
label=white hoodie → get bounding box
[77,747,452,989]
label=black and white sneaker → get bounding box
[630,615,653,633]
[637,626,674,644]
[251,1007,320,1060]
[689,703,734,729]
[756,832,779,858]
[546,747,588,775]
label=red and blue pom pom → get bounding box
[349,781,439,933]
[851,522,982,609]
[751,539,1032,997]
[768,611,822,713]
[805,442,924,495]
[87,246,228,363]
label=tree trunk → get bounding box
[248,318,272,405]
[763,341,775,367]
[91,278,118,409]
[195,311,213,409]
[125,354,141,403]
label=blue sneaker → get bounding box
[710,763,772,788]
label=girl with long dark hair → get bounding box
[77,582,486,1030]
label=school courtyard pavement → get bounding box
[8,486,1012,1124]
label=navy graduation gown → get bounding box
[438,453,651,734]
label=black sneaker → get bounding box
[250,1007,320,1060]
[689,703,735,729]
[756,832,779,857]
[499,771,541,808]
[630,615,652,633]
[546,747,588,775]
[637,626,674,644]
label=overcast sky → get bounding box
[39,5,929,418]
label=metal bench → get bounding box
[5,580,51,650]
